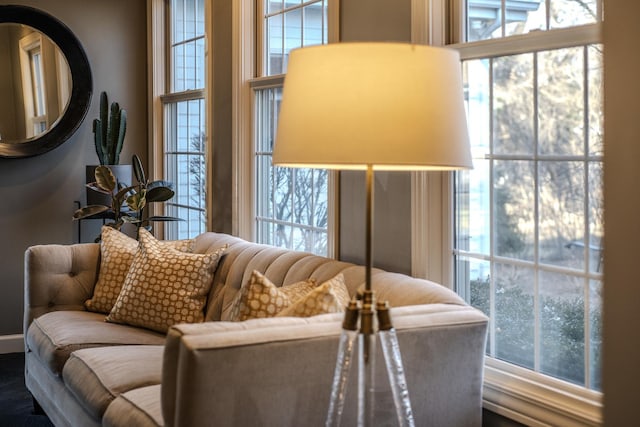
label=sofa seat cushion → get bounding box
[62,345,163,420]
[26,310,165,375]
[103,385,163,427]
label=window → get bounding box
[19,32,47,137]
[162,0,207,240]
[251,0,333,255]
[450,0,603,423]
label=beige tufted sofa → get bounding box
[24,232,488,427]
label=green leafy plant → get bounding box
[470,276,602,391]
[93,91,127,165]
[73,154,181,234]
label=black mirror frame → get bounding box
[0,5,92,158]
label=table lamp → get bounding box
[272,42,472,426]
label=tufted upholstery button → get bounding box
[48,301,55,308]
[69,271,76,277]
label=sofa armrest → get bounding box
[162,304,488,427]
[24,243,100,332]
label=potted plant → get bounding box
[75,154,182,239]
[86,91,131,206]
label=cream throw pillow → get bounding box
[277,273,350,318]
[106,228,226,333]
[85,226,195,314]
[229,270,349,321]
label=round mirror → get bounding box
[0,6,92,158]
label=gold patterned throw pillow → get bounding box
[85,226,195,314]
[106,228,227,333]
[229,271,303,321]
[229,270,349,321]
[277,273,350,318]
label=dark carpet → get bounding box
[0,353,53,427]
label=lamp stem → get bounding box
[365,164,373,293]
[358,165,376,426]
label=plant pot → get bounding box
[85,164,133,207]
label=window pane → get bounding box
[505,0,546,36]
[495,263,535,369]
[460,257,491,313]
[314,169,329,229]
[466,0,599,40]
[494,160,535,261]
[166,203,205,239]
[172,0,204,43]
[588,161,603,273]
[172,38,205,91]
[464,59,490,155]
[268,0,285,14]
[589,279,602,391]
[467,0,546,41]
[467,0,502,41]
[276,224,292,249]
[538,161,585,269]
[264,0,326,76]
[256,88,280,152]
[291,226,310,252]
[31,50,46,116]
[493,54,534,156]
[313,229,328,255]
[283,8,303,70]
[267,14,284,75]
[550,0,598,29]
[456,160,490,256]
[257,220,275,246]
[274,166,293,223]
[303,3,325,47]
[588,45,604,156]
[256,154,273,218]
[538,48,585,156]
[171,0,205,91]
[293,169,313,227]
[539,271,585,386]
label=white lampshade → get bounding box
[273,42,473,171]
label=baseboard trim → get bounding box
[0,334,24,354]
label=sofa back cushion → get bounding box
[193,232,466,322]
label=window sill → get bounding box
[483,358,602,427]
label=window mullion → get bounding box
[582,45,592,390]
[533,50,541,374]
[488,56,497,359]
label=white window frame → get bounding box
[232,0,340,256]
[411,1,603,425]
[148,0,210,239]
[19,32,47,138]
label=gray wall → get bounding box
[209,0,233,234]
[338,0,413,275]
[0,0,148,336]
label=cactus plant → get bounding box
[93,91,127,165]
